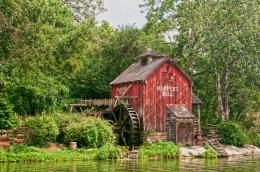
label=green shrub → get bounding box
[139,141,180,159]
[0,97,17,129]
[54,114,82,143]
[248,128,260,147]
[64,117,114,148]
[94,144,120,160]
[7,144,40,153]
[218,121,249,146]
[202,144,218,159]
[24,116,59,146]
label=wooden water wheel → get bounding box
[105,104,141,147]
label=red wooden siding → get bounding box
[111,83,144,118]
[143,63,192,132]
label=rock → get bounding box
[224,145,260,156]
[244,144,255,149]
[0,136,9,141]
[13,138,25,144]
[0,142,10,149]
[128,150,139,159]
[181,146,206,157]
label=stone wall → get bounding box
[0,128,27,149]
[146,132,168,143]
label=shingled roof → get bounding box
[110,50,177,85]
[192,94,203,104]
[166,106,195,118]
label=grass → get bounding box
[139,141,180,159]
[0,144,120,162]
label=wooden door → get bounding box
[178,122,193,145]
[166,114,176,142]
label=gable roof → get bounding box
[110,50,191,85]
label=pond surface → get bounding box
[1,155,260,172]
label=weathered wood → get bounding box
[69,99,115,113]
[166,106,195,145]
[207,138,228,157]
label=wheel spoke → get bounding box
[120,132,127,145]
[111,111,119,124]
[122,129,131,133]
[121,116,130,127]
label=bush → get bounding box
[202,144,218,159]
[0,97,17,129]
[139,141,180,159]
[248,128,260,147]
[54,114,82,143]
[24,116,59,146]
[94,144,120,160]
[218,121,249,146]
[64,117,114,148]
[7,144,39,153]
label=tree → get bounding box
[142,0,260,121]
[0,0,73,114]
[61,0,105,22]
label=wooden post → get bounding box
[70,142,77,150]
[197,105,201,136]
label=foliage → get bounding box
[142,0,260,123]
[0,145,120,162]
[93,144,120,160]
[54,114,82,143]
[64,117,114,148]
[7,74,69,115]
[7,144,39,154]
[248,128,260,147]
[0,97,17,129]
[61,0,105,22]
[201,144,218,159]
[0,0,73,115]
[24,116,59,146]
[139,141,179,159]
[218,121,249,146]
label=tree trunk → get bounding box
[216,72,225,121]
[212,56,225,121]
[223,66,230,120]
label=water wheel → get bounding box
[108,104,141,147]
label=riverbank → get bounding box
[0,144,121,162]
[181,145,260,158]
[1,143,260,163]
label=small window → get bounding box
[169,73,174,81]
[162,72,174,82]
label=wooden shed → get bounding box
[166,106,195,145]
[108,50,202,146]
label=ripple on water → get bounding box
[1,155,260,172]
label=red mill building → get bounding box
[108,50,202,146]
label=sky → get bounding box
[97,0,147,28]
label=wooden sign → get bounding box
[156,86,179,97]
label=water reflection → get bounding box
[1,155,260,172]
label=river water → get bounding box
[1,155,260,172]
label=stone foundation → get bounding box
[146,132,168,143]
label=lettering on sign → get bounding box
[156,86,179,97]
